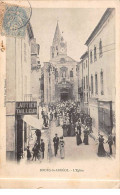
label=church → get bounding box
[41,22,78,104]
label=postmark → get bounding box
[1,2,32,37]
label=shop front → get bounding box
[15,101,38,161]
[98,101,113,135]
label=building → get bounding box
[6,23,35,160]
[42,22,78,104]
[77,60,83,103]
[40,67,44,104]
[80,51,89,114]
[31,38,41,106]
[85,8,115,135]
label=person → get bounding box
[77,122,81,135]
[53,134,59,156]
[50,112,53,121]
[35,129,41,146]
[37,149,41,161]
[41,109,44,118]
[56,114,59,127]
[32,143,38,161]
[57,113,60,126]
[59,137,65,159]
[83,127,89,145]
[43,115,47,127]
[27,146,31,161]
[75,130,82,145]
[70,122,75,136]
[40,139,45,159]
[67,123,71,136]
[54,110,57,120]
[106,134,113,155]
[98,135,106,157]
[113,135,116,146]
[62,122,68,137]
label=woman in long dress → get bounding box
[70,122,75,136]
[77,122,81,135]
[83,127,89,145]
[98,135,106,157]
[75,131,82,145]
[27,146,31,161]
[59,137,65,159]
[62,122,68,137]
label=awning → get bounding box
[23,115,43,130]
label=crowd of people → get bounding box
[47,101,91,146]
[25,100,115,162]
[46,100,115,157]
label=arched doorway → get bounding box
[60,88,69,101]
[55,81,73,102]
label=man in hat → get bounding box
[53,134,59,156]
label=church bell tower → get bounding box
[50,22,67,59]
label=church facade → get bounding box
[41,22,78,104]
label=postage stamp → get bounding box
[1,4,31,37]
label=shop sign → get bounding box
[16,101,37,115]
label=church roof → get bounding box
[53,22,61,45]
[66,55,76,63]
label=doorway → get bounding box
[61,93,69,101]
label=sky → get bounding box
[30,8,106,65]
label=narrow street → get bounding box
[49,120,115,162]
[49,120,98,161]
[22,111,115,164]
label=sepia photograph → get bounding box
[0,0,119,189]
